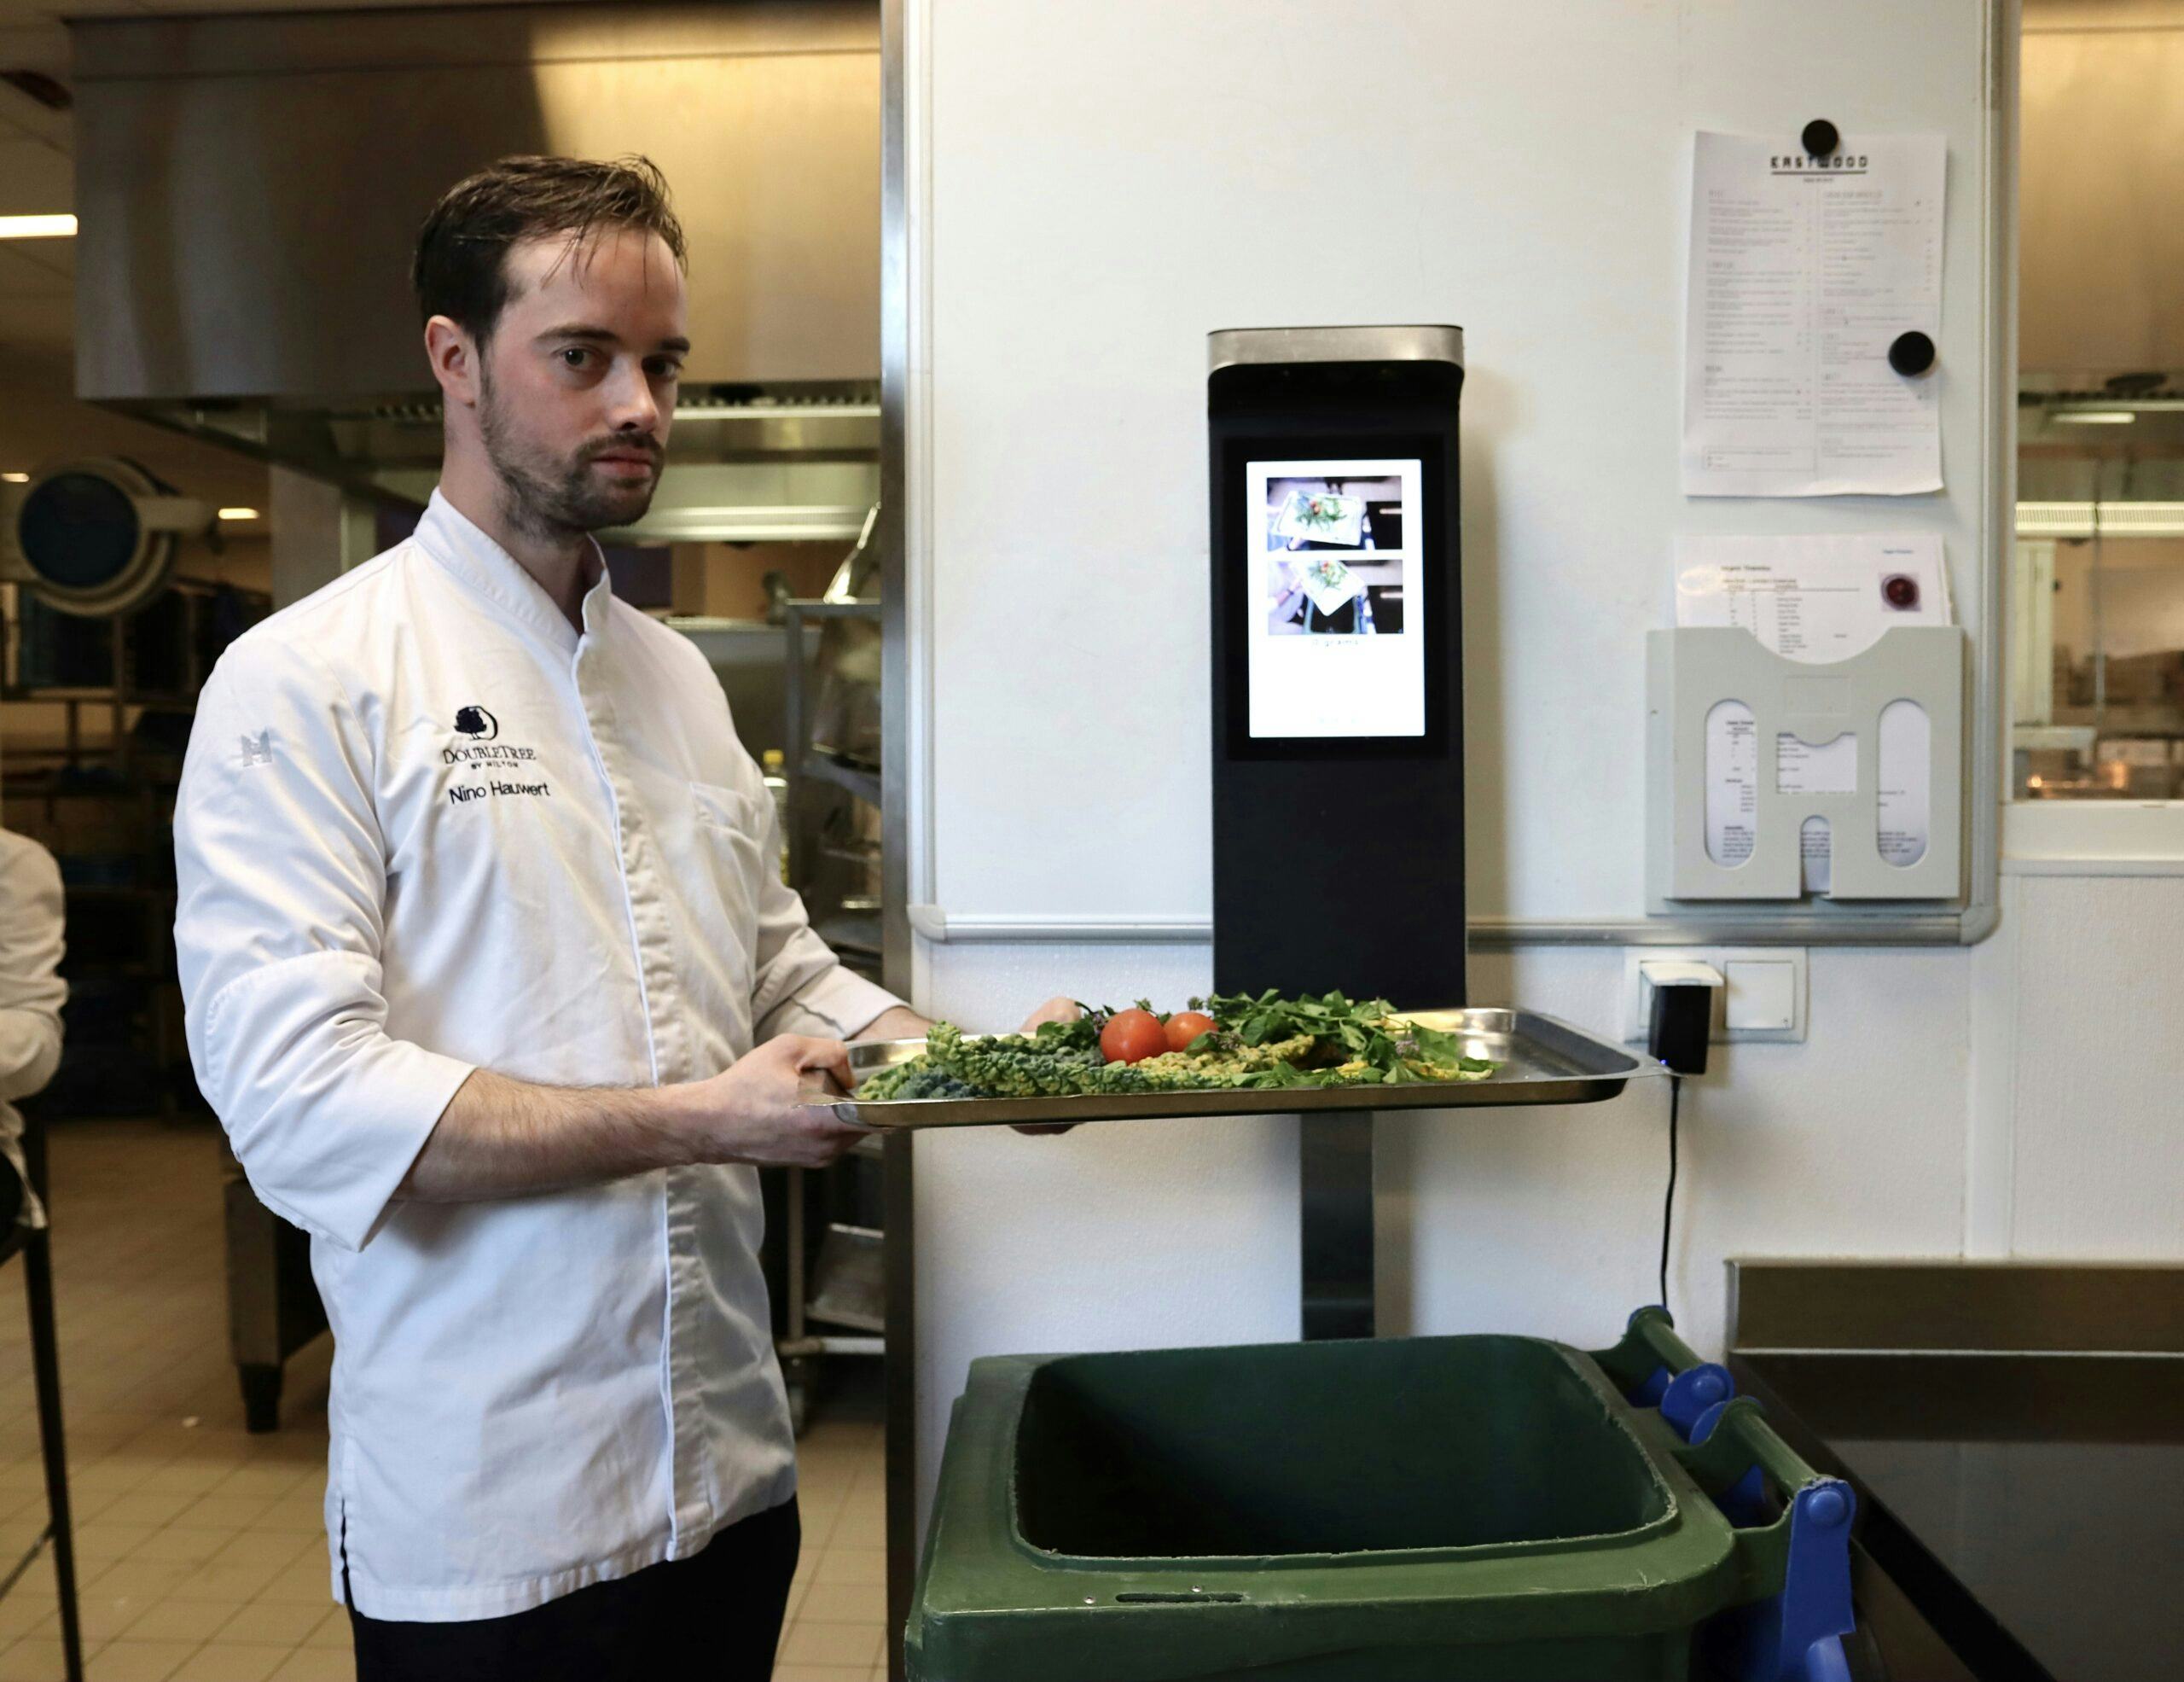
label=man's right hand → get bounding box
[689,1035,870,1167]
[400,1036,869,1202]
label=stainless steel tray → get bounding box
[819,1007,1659,1130]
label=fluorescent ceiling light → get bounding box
[218,506,261,521]
[2017,501,2184,538]
[671,403,880,422]
[0,214,76,240]
[2051,410,2136,425]
[1,472,26,484]
[601,503,871,543]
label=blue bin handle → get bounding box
[1600,1307,1859,1682]
[1618,1308,1825,1500]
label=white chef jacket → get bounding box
[172,490,897,1621]
[0,828,66,1229]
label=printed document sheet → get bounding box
[1683,131,1946,497]
[1673,533,1950,661]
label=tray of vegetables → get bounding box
[822,991,1658,1130]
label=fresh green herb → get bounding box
[858,991,1498,1103]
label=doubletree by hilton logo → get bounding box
[442,704,537,765]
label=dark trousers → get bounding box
[349,1497,800,1682]
[0,1153,22,1230]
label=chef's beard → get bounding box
[478,367,664,540]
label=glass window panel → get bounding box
[2014,3,2184,801]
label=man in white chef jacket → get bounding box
[174,155,1066,1681]
[1,824,66,1233]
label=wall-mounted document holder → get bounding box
[1647,626,1966,907]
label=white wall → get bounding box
[920,0,1995,928]
[905,0,2184,1522]
[1975,872,2184,1257]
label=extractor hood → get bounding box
[68,1,880,539]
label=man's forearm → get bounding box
[398,1027,872,1202]
[859,1004,932,1041]
[396,998,1046,1202]
[398,1067,701,1202]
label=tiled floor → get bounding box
[0,1120,891,1682]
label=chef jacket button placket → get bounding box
[615,835,688,1087]
[665,1181,711,1533]
[575,669,707,1534]
[586,686,712,1535]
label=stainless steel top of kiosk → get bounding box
[1207,323,1464,374]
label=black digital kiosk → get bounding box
[1208,325,1466,1340]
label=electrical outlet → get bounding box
[1622,947,1807,1044]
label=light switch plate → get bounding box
[1622,946,1807,1044]
[1725,959,1797,1032]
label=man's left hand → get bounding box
[857,997,1081,1044]
[1012,997,1084,1135]
[1017,996,1082,1034]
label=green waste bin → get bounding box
[908,1319,1820,1682]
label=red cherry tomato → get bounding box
[1100,1009,1170,1064]
[1164,1011,1217,1053]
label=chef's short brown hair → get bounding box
[413,154,687,345]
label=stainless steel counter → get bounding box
[1727,1260,2184,1682]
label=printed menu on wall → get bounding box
[1682,131,1946,498]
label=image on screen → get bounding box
[1246,457,1425,739]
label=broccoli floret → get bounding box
[920,1022,1234,1097]
[856,1056,979,1102]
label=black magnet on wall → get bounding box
[1802,119,1840,158]
[1889,330,1937,376]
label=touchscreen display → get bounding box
[1245,457,1426,739]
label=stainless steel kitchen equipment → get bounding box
[72,4,880,406]
[1726,1260,2184,1681]
[773,577,889,1429]
[782,598,884,973]
[68,5,884,548]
